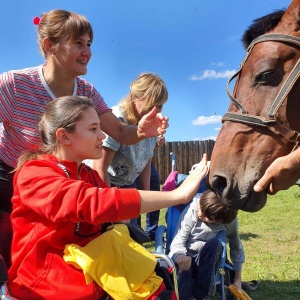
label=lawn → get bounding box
[141,185,300,299]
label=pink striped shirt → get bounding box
[0,65,111,167]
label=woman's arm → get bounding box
[100,107,168,145]
[93,147,115,186]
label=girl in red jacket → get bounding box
[9,95,208,300]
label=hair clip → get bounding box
[33,17,40,25]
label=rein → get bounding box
[223,33,300,149]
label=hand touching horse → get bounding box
[208,0,300,212]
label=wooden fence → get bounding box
[152,140,215,184]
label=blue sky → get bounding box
[0,0,291,141]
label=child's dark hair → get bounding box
[200,190,238,224]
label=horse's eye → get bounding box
[253,70,275,86]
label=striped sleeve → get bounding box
[0,71,16,122]
[76,77,112,115]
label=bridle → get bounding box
[223,33,300,150]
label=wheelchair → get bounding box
[155,160,260,300]
[154,170,237,300]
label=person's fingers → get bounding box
[159,116,169,129]
[266,183,277,195]
[191,154,208,173]
[253,183,263,192]
[253,175,272,192]
[144,107,157,120]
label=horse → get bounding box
[207,0,300,212]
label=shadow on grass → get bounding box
[145,239,300,300]
[239,232,260,241]
[213,280,299,299]
[245,279,300,300]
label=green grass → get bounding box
[141,185,300,299]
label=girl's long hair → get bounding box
[119,73,168,124]
[16,96,95,170]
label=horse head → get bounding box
[208,0,300,212]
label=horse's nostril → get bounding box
[211,175,227,199]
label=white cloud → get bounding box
[189,69,236,81]
[192,115,222,126]
[214,127,221,131]
[211,62,225,67]
[193,135,218,141]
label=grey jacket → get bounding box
[169,196,245,271]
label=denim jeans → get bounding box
[177,238,222,300]
[145,163,160,240]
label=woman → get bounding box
[9,95,208,299]
[93,72,168,224]
[93,73,168,189]
[0,10,168,266]
[0,9,168,212]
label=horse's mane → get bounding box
[242,9,286,49]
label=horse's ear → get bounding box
[272,0,300,35]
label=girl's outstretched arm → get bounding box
[138,154,208,214]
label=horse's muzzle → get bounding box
[207,174,267,212]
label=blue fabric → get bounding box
[165,173,208,253]
[173,174,208,217]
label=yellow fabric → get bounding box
[63,224,162,300]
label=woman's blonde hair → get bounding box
[37,9,93,58]
[119,73,168,124]
[16,96,95,170]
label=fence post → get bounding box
[153,140,215,184]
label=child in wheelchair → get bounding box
[6,96,209,300]
[169,190,244,300]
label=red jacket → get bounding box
[9,154,141,300]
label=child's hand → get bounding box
[176,154,208,203]
[175,254,192,273]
